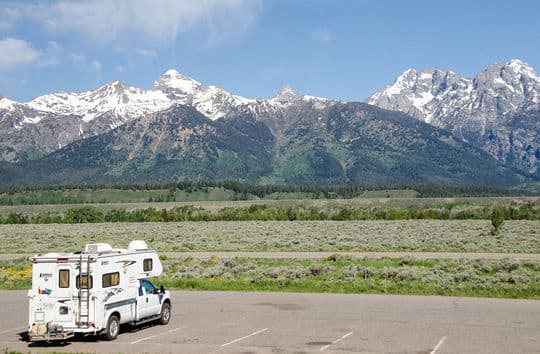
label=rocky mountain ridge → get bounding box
[2,102,523,186]
[367,59,540,176]
[0,69,333,161]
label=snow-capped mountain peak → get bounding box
[368,59,540,123]
[148,69,257,120]
[152,69,202,96]
[507,58,538,79]
[272,85,301,103]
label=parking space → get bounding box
[0,290,539,353]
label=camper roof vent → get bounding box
[128,240,148,251]
[85,243,113,254]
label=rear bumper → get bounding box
[28,331,74,342]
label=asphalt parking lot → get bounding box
[0,290,539,353]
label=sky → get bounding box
[0,0,539,102]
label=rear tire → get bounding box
[103,315,119,341]
[159,302,171,325]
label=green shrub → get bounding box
[3,212,28,224]
[63,206,104,223]
[491,206,505,235]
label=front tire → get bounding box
[159,302,171,325]
[104,315,119,341]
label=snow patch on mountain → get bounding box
[26,80,172,123]
[0,97,16,110]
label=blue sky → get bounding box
[1,0,539,102]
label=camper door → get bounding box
[54,265,75,324]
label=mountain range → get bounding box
[368,59,540,177]
[0,59,538,186]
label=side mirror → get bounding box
[152,286,166,294]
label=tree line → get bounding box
[1,203,538,224]
[0,180,534,206]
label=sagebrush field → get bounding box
[0,220,538,253]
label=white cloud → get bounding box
[136,48,157,57]
[309,29,335,43]
[0,37,41,70]
[47,40,60,49]
[92,60,101,72]
[70,53,86,62]
[14,0,261,45]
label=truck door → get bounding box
[138,279,161,319]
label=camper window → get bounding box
[143,258,153,272]
[102,272,120,288]
[58,269,70,288]
[76,275,93,289]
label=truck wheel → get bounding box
[159,303,171,325]
[104,315,119,340]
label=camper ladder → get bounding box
[77,253,91,326]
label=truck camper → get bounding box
[27,240,171,342]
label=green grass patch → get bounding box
[0,187,258,206]
[156,257,540,299]
[5,257,536,299]
[359,189,419,198]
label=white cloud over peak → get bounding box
[13,0,261,45]
[0,38,41,70]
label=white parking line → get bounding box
[430,336,447,354]
[130,327,182,344]
[221,328,268,347]
[320,331,353,351]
